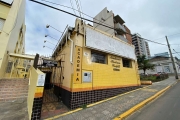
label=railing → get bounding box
[115,23,126,33]
[116,35,128,43]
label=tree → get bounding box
[137,55,155,74]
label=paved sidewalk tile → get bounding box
[0,98,28,120]
[53,76,178,120]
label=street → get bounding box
[126,80,180,120]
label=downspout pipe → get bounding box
[68,33,73,64]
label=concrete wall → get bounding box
[93,7,114,35]
[0,3,10,19]
[0,0,26,78]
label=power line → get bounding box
[78,0,84,18]
[40,0,115,28]
[168,32,180,37]
[69,0,76,15]
[29,0,169,46]
[35,0,180,47]
[170,44,180,45]
[173,49,180,57]
[140,37,167,46]
[75,0,82,18]
[151,32,180,41]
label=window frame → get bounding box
[122,58,132,68]
[91,50,107,64]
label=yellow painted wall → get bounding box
[0,0,26,78]
[72,47,140,92]
[54,19,140,92]
[71,19,140,91]
[0,3,10,19]
[28,67,45,120]
[54,40,74,90]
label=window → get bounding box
[0,18,5,31]
[122,58,132,68]
[6,62,13,73]
[91,51,107,64]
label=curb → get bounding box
[114,81,178,120]
[45,85,151,120]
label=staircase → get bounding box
[0,78,29,102]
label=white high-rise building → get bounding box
[132,33,151,58]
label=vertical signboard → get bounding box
[73,46,82,84]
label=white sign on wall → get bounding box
[82,71,92,83]
[37,74,46,86]
[85,27,136,60]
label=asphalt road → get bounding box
[126,81,180,120]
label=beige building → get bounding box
[93,7,133,44]
[0,0,26,78]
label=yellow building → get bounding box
[44,19,141,109]
[0,0,26,78]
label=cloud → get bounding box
[25,0,180,58]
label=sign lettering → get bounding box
[73,46,82,83]
[110,55,121,71]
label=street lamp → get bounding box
[43,46,54,50]
[44,40,56,46]
[45,34,59,41]
[46,24,63,33]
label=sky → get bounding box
[25,0,180,58]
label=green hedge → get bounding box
[140,74,169,82]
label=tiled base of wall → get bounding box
[54,85,141,109]
[31,97,43,120]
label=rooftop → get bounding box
[114,15,125,24]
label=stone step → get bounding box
[0,78,29,101]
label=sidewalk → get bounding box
[47,76,178,120]
[0,98,28,120]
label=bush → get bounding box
[140,74,168,82]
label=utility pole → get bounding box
[166,36,178,79]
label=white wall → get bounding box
[139,57,180,74]
[86,26,136,60]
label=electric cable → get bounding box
[173,49,180,57]
[70,0,76,15]
[75,0,82,18]
[30,0,175,46]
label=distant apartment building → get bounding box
[93,7,132,44]
[132,33,151,58]
[0,0,26,78]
